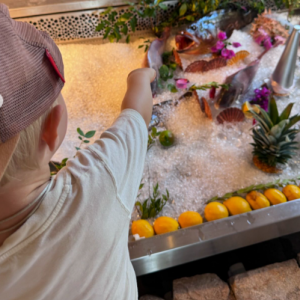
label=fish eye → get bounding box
[190,25,197,31]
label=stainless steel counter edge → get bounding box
[130,199,300,276]
[9,0,177,18]
[9,1,128,18]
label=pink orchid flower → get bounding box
[175,78,189,89]
[258,27,268,37]
[275,35,285,44]
[217,31,227,41]
[211,41,225,53]
[255,35,266,45]
[232,42,241,48]
[221,48,235,60]
[263,37,273,50]
[216,40,225,50]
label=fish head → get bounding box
[175,10,224,55]
[175,9,257,55]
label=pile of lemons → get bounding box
[132,184,300,239]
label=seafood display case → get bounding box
[8,0,300,276]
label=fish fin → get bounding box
[224,71,238,83]
[202,97,213,120]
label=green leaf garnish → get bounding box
[77,128,85,136]
[85,130,96,138]
[179,3,187,16]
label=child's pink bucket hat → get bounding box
[0,4,65,181]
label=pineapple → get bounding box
[249,97,300,173]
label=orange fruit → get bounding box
[178,211,203,228]
[131,220,154,238]
[204,202,229,221]
[153,216,179,235]
[246,191,270,210]
[223,197,252,215]
[264,189,287,205]
[282,185,300,201]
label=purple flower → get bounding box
[263,36,273,50]
[250,86,271,111]
[241,6,247,11]
[218,31,227,41]
[261,87,271,97]
[254,89,260,94]
[258,27,268,37]
[275,35,285,44]
[255,35,266,45]
[221,48,235,60]
[175,78,189,89]
[232,42,241,48]
[216,40,225,50]
[254,27,273,50]
[260,100,269,111]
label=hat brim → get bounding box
[0,134,20,182]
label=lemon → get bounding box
[131,220,154,238]
[178,211,203,228]
[264,188,287,205]
[242,101,260,119]
[153,216,179,235]
[282,185,300,201]
[204,202,229,221]
[246,191,270,210]
[223,197,252,215]
[159,130,175,147]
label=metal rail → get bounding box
[9,1,130,18]
[130,200,300,276]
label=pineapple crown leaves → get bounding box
[249,97,300,166]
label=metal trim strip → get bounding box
[130,200,300,276]
[10,0,131,18]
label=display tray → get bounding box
[11,2,300,276]
[51,12,300,275]
[130,199,300,276]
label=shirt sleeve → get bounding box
[88,109,148,213]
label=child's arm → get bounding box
[121,68,156,126]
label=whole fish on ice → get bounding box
[175,9,257,55]
[144,28,170,96]
[215,48,272,109]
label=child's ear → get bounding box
[41,105,63,151]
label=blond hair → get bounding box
[0,100,58,186]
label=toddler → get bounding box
[0,3,155,299]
